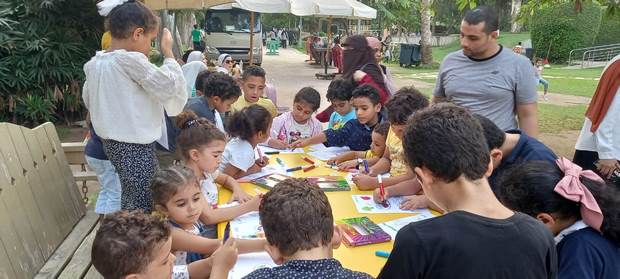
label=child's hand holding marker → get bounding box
[352,173,379,190]
[255,157,269,167]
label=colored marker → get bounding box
[363,159,369,173]
[378,175,389,208]
[223,222,231,242]
[303,165,316,172]
[375,250,390,258]
[276,157,285,167]
[302,157,315,165]
[286,166,303,172]
[265,151,280,155]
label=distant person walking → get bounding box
[534,58,550,101]
[191,24,203,50]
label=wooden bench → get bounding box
[61,142,98,204]
[0,122,101,279]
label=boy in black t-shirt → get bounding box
[377,104,557,279]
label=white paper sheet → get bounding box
[237,165,287,182]
[351,195,421,214]
[228,252,277,279]
[307,146,351,161]
[377,210,436,239]
[257,145,305,154]
[230,211,264,239]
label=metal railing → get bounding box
[581,45,620,68]
[568,43,620,66]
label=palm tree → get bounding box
[420,0,433,65]
[510,0,522,32]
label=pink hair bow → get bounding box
[554,157,605,232]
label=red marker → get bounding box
[378,175,389,208]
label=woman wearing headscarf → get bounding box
[316,35,389,122]
[181,51,207,98]
[366,36,397,96]
[574,54,620,185]
[216,53,234,74]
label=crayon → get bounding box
[303,165,316,172]
[378,175,389,208]
[302,157,315,164]
[375,250,390,258]
[286,166,303,172]
[265,151,280,155]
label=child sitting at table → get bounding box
[230,65,277,118]
[91,210,238,279]
[497,159,620,279]
[184,72,242,133]
[267,87,322,149]
[151,166,265,268]
[219,105,272,179]
[353,87,429,190]
[291,85,386,151]
[326,122,389,170]
[244,178,373,279]
[326,78,356,130]
[377,104,557,278]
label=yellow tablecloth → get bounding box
[218,151,416,277]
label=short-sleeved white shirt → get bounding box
[219,138,255,172]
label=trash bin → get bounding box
[524,48,534,60]
[399,43,422,67]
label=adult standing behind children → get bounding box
[84,1,187,212]
[378,104,557,278]
[573,54,620,184]
[433,6,539,137]
[230,66,278,118]
[316,35,390,122]
[191,24,203,51]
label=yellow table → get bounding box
[218,152,416,277]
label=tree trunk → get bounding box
[420,0,433,65]
[510,0,522,32]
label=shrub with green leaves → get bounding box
[530,1,602,63]
[594,13,620,45]
[0,0,103,126]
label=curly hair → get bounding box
[259,178,334,256]
[403,103,490,182]
[226,105,272,141]
[326,78,355,102]
[202,72,242,101]
[385,86,429,124]
[92,211,171,279]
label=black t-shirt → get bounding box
[378,211,557,279]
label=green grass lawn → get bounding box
[538,103,587,133]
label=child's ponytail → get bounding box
[497,159,620,246]
[151,166,199,209]
[226,105,272,141]
[175,110,226,160]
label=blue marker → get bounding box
[286,166,303,172]
[375,250,390,258]
[363,159,369,173]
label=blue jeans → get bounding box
[537,78,549,92]
[86,155,122,214]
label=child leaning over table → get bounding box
[267,87,323,149]
[326,122,389,170]
[243,178,373,279]
[353,87,429,190]
[291,85,386,151]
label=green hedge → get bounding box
[595,14,620,45]
[530,2,602,63]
